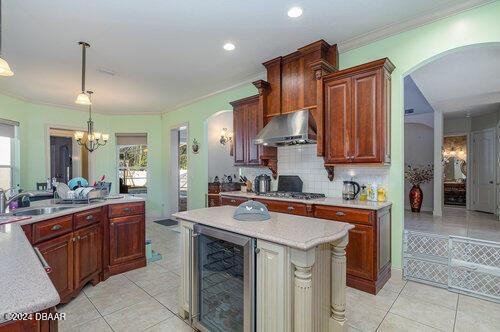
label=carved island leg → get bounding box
[291,248,316,332]
[330,234,349,332]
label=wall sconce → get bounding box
[220,128,233,146]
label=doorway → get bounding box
[50,136,73,183]
[169,124,188,215]
[472,128,496,213]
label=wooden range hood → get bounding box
[254,39,339,156]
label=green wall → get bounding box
[0,94,164,216]
[161,84,257,215]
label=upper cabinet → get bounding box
[231,95,264,167]
[322,58,394,167]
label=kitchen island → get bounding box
[174,206,354,332]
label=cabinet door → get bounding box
[37,233,74,300]
[233,107,247,165]
[74,224,101,289]
[220,196,249,206]
[324,77,352,164]
[351,70,380,163]
[346,224,374,280]
[246,102,262,165]
[254,198,309,216]
[109,215,145,266]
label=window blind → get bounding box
[116,133,147,145]
[0,118,19,138]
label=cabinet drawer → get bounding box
[33,215,73,243]
[74,207,103,229]
[313,205,374,225]
[108,202,145,218]
[220,196,248,206]
[255,199,308,216]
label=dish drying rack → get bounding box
[55,188,108,204]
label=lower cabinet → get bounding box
[37,225,101,303]
[220,196,249,206]
[74,224,101,289]
[37,233,74,301]
[254,199,309,216]
[108,214,146,274]
[345,224,374,280]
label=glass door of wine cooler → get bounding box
[192,224,255,332]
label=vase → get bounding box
[409,185,423,212]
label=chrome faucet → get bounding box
[0,188,34,213]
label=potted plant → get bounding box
[404,164,433,212]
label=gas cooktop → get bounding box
[258,191,326,200]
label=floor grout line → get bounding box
[452,295,460,332]
[374,278,407,331]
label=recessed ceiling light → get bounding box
[223,43,235,51]
[287,6,303,18]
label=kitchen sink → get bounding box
[12,206,74,216]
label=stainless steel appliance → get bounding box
[342,180,360,200]
[192,224,256,332]
[253,109,317,146]
[259,191,325,200]
[254,174,271,194]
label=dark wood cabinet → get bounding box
[74,224,101,290]
[322,58,394,166]
[345,224,374,280]
[231,95,263,166]
[109,215,145,266]
[37,233,74,300]
[220,196,249,206]
[313,204,391,294]
[254,198,309,216]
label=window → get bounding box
[117,134,147,194]
[0,119,19,190]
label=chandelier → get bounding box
[442,146,466,163]
[74,91,109,152]
[0,0,14,76]
[73,41,109,152]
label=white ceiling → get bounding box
[411,44,500,119]
[0,0,491,114]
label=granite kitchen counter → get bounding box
[0,223,60,323]
[220,191,392,210]
[173,206,354,250]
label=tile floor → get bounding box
[405,207,500,242]
[57,219,500,331]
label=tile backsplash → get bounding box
[239,144,389,197]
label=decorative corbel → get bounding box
[325,165,335,181]
[308,59,336,158]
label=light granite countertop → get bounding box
[0,223,60,323]
[173,206,354,250]
[14,196,145,225]
[0,195,145,323]
[220,191,392,210]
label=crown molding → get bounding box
[337,0,494,53]
[0,88,162,116]
[166,71,266,113]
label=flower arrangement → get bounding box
[404,164,434,186]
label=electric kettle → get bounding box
[254,174,271,194]
[342,180,360,200]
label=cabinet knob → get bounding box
[336,211,346,216]
[255,248,261,254]
[230,199,236,203]
[86,215,94,221]
[123,207,131,213]
[287,206,295,211]
[51,224,62,231]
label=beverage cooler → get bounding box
[191,224,256,332]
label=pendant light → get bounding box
[0,0,13,76]
[74,91,109,152]
[75,41,91,105]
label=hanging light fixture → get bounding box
[74,91,109,152]
[0,0,13,76]
[75,41,91,105]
